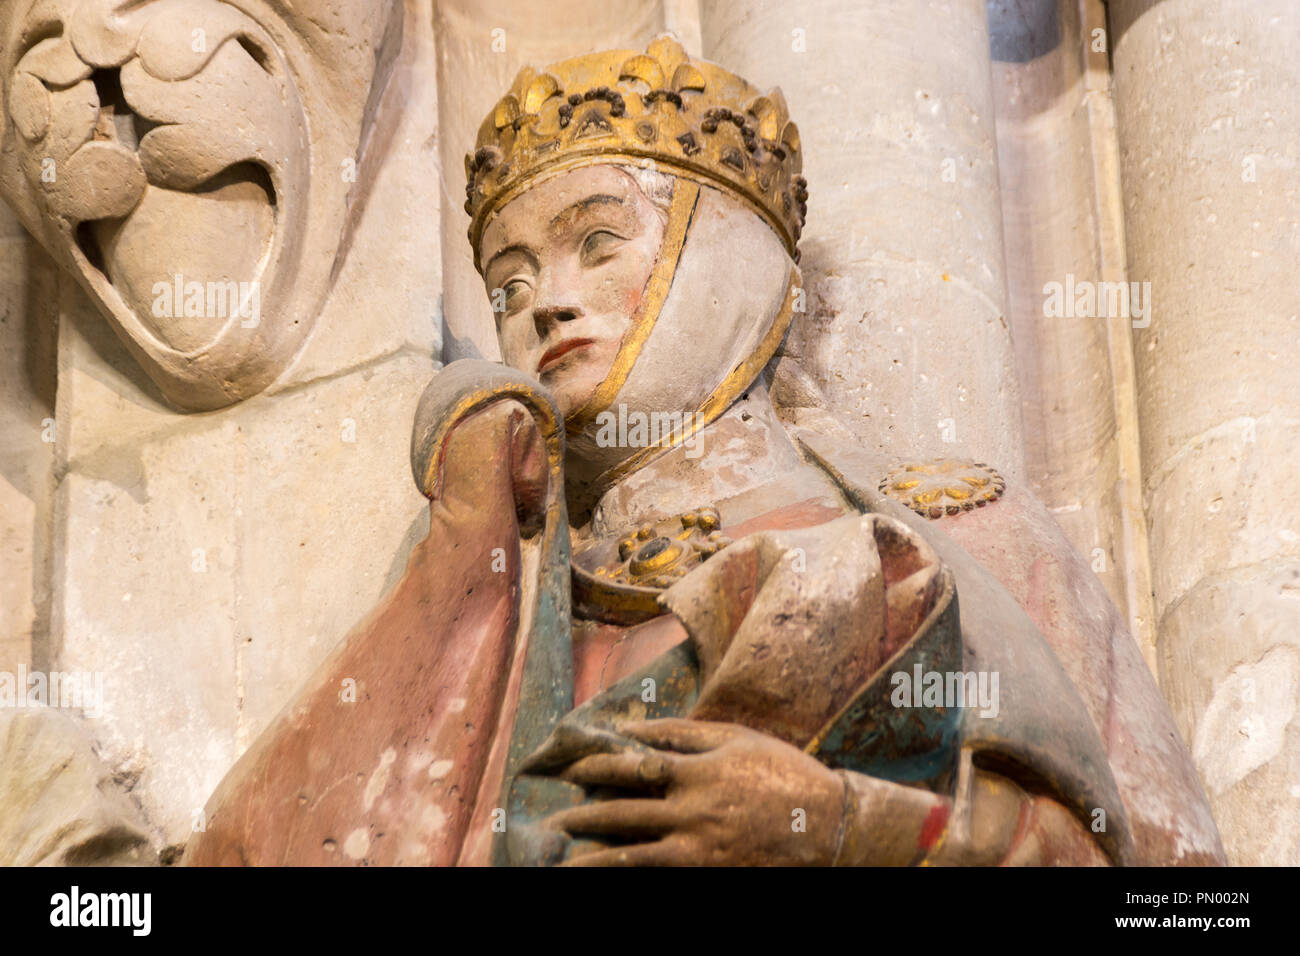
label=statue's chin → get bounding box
[547,379,595,421]
[538,352,615,421]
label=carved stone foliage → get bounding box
[0,0,403,409]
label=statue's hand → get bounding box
[430,400,549,534]
[545,718,847,866]
[412,361,560,537]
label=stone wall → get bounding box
[705,0,1024,478]
[1110,0,1300,866]
[2,0,444,854]
[0,200,56,679]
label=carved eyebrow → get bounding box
[484,242,539,276]
[548,193,626,228]
[484,195,628,272]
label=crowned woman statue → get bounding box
[187,36,1223,867]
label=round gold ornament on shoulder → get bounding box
[878,458,1006,520]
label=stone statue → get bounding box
[0,0,403,409]
[186,36,1223,866]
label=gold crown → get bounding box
[465,35,807,269]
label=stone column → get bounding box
[701,0,1024,476]
[1111,0,1300,865]
[435,0,673,362]
[987,0,1157,666]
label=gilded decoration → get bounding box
[878,459,1006,519]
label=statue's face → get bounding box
[479,165,667,417]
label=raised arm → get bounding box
[186,366,564,866]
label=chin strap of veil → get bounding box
[564,176,802,489]
[595,260,799,488]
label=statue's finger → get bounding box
[561,751,676,789]
[618,717,738,753]
[559,837,693,867]
[546,798,682,838]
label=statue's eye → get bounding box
[502,279,531,312]
[504,278,530,304]
[580,229,623,264]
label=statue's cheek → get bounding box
[622,280,644,315]
[597,249,659,319]
[494,317,532,368]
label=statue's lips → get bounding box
[537,338,597,373]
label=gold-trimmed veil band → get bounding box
[592,262,802,489]
[564,176,699,433]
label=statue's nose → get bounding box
[533,304,581,327]
[531,263,584,331]
[532,285,583,333]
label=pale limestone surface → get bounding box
[1111,0,1300,865]
[0,206,57,677]
[52,343,435,843]
[987,0,1157,667]
[8,0,443,853]
[0,707,154,866]
[704,0,1023,480]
